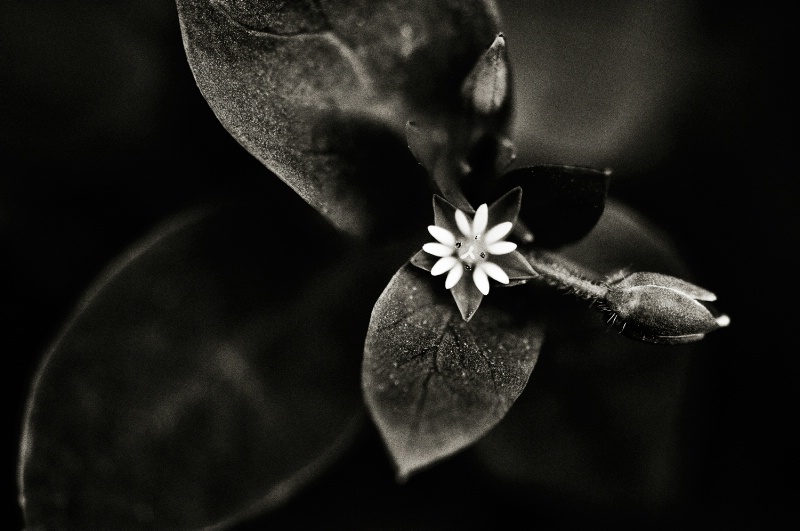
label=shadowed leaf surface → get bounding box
[473,200,706,521]
[363,264,545,479]
[498,164,610,248]
[176,0,501,237]
[18,196,384,530]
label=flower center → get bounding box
[457,235,489,266]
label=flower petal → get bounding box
[478,261,509,284]
[423,242,454,257]
[431,256,459,276]
[472,204,488,235]
[445,264,464,289]
[472,266,490,295]
[455,209,472,238]
[487,241,517,255]
[427,225,456,246]
[483,221,513,245]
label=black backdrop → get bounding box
[2,1,795,528]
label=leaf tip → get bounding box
[394,467,412,484]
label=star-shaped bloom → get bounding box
[423,203,517,294]
[411,187,537,321]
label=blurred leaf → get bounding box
[500,0,698,170]
[18,195,388,530]
[176,0,501,237]
[497,164,610,248]
[363,263,545,480]
[472,200,704,520]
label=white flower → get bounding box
[422,203,517,295]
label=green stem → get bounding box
[521,248,608,300]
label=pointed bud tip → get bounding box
[461,33,511,117]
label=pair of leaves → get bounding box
[176,0,502,238]
[363,171,611,478]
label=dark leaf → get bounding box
[473,200,709,517]
[176,0,501,237]
[497,164,611,248]
[406,120,447,176]
[18,196,387,530]
[363,264,546,480]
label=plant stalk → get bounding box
[521,248,608,300]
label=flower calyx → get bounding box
[602,272,730,344]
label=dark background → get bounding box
[2,0,795,528]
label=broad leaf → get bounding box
[18,196,385,530]
[176,0,501,237]
[498,164,611,248]
[363,264,546,480]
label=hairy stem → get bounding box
[520,248,608,300]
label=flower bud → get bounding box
[460,34,511,127]
[603,272,729,344]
